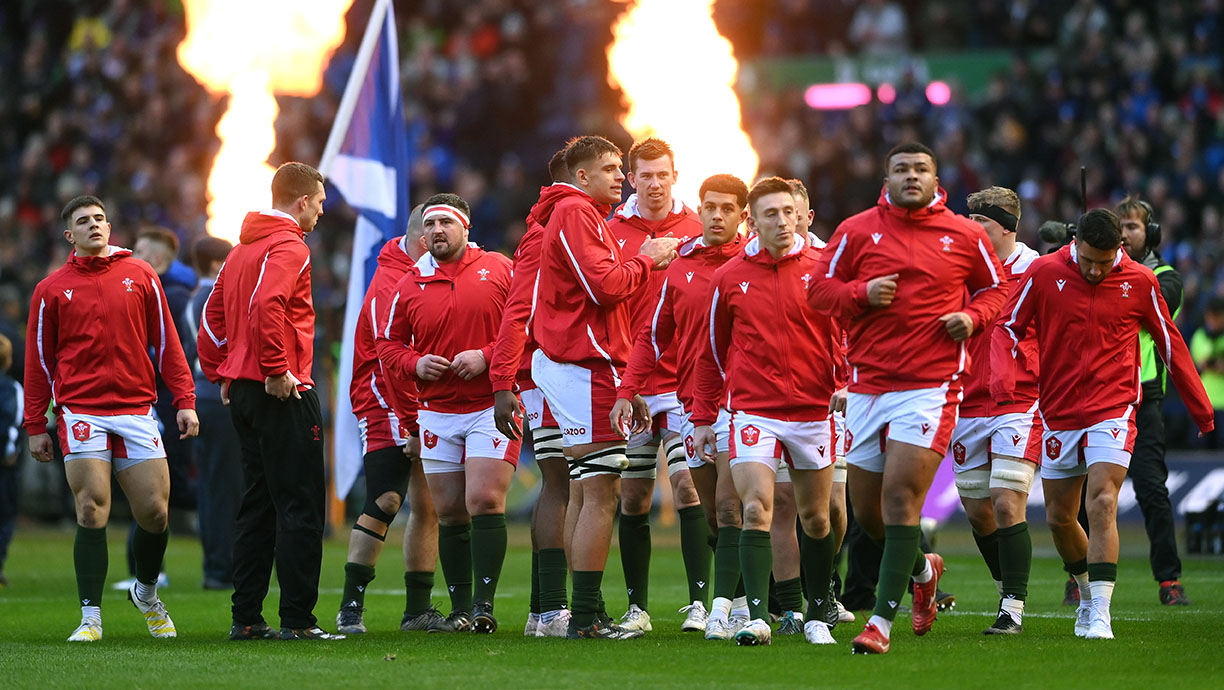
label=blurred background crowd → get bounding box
[0,0,1221,526]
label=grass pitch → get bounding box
[0,523,1219,689]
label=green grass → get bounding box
[0,523,1220,689]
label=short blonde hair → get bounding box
[966,186,1021,218]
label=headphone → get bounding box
[1136,199,1161,248]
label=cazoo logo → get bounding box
[526,411,540,422]
[563,427,587,436]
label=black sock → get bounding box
[538,547,569,612]
[678,505,712,605]
[404,571,434,617]
[618,512,651,610]
[472,513,507,604]
[74,525,108,608]
[341,562,376,609]
[530,550,541,615]
[131,525,167,585]
[438,523,473,613]
[972,529,1002,582]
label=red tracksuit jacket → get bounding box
[991,243,1215,433]
[197,210,316,389]
[959,243,1041,417]
[608,195,701,395]
[24,247,195,435]
[376,245,512,414]
[350,236,419,433]
[692,235,839,427]
[532,183,652,371]
[616,235,744,412]
[489,188,555,394]
[809,188,1008,394]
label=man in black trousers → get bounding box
[196,162,342,640]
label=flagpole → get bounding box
[320,0,394,535]
[319,0,392,177]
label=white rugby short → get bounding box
[520,386,559,432]
[357,409,408,455]
[728,412,835,473]
[949,409,1042,473]
[681,407,731,469]
[58,406,165,471]
[626,391,685,450]
[832,412,847,483]
[1040,408,1137,480]
[845,384,962,472]
[531,350,621,447]
[417,406,521,474]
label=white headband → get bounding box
[423,204,470,229]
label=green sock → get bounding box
[571,570,604,626]
[775,577,802,612]
[678,505,712,605]
[738,529,772,621]
[714,526,741,600]
[530,550,541,614]
[131,525,167,584]
[1087,561,1118,583]
[471,513,507,604]
[618,512,651,609]
[972,529,1002,583]
[538,548,569,612]
[74,525,108,608]
[403,571,434,617]
[873,525,921,622]
[438,523,473,612]
[1064,557,1088,576]
[341,562,375,609]
[997,522,1032,601]
[801,531,835,622]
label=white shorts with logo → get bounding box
[58,406,165,472]
[949,409,1042,473]
[627,391,685,450]
[845,384,962,473]
[531,350,621,447]
[728,412,835,473]
[681,408,732,469]
[1040,408,1137,480]
[520,386,559,432]
[417,406,521,474]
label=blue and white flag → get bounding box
[321,0,410,500]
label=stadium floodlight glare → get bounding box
[804,83,873,110]
[926,80,952,105]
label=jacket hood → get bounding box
[531,183,611,224]
[239,210,303,245]
[378,236,418,274]
[876,185,950,220]
[69,245,132,271]
[679,234,745,258]
[414,243,483,281]
[1063,241,1126,277]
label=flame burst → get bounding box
[177,0,354,242]
[608,0,758,208]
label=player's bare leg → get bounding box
[116,458,175,639]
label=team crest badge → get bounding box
[477,268,490,281]
[1045,437,1062,460]
[423,430,438,449]
[952,441,966,465]
[844,429,854,452]
[72,420,91,442]
[940,235,953,252]
[740,425,761,446]
[122,277,135,292]
[801,273,812,289]
[684,435,695,458]
[1120,281,1131,299]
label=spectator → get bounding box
[0,332,21,587]
[1190,296,1224,448]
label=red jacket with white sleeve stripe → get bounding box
[808,188,1008,394]
[489,189,554,394]
[990,243,1214,433]
[24,247,195,435]
[959,242,1041,417]
[691,235,839,427]
[196,210,316,389]
[531,183,652,371]
[350,236,419,434]
[616,235,745,411]
[376,245,512,414]
[608,195,701,396]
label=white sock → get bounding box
[81,605,101,623]
[912,557,934,584]
[867,614,892,638]
[1089,581,1115,609]
[1001,596,1025,622]
[731,596,749,618]
[1073,571,1091,601]
[135,579,157,603]
[540,609,566,623]
[710,597,732,620]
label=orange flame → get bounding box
[177,0,354,242]
[608,0,758,208]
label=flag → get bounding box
[320,0,410,500]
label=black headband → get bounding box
[970,204,1018,232]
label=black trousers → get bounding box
[1130,395,1182,582]
[228,381,325,629]
[197,396,243,582]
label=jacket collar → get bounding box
[744,233,806,261]
[614,193,686,220]
[415,243,480,278]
